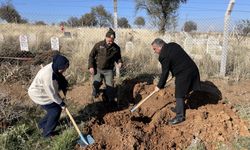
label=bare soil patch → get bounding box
[67,79,250,149]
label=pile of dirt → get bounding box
[68,80,250,149]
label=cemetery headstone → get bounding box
[51,36,59,51]
[206,36,222,61]
[19,35,29,51]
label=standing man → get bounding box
[28,54,69,137]
[152,38,200,125]
[88,28,122,102]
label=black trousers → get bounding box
[176,98,185,118]
[39,102,62,137]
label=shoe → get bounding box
[44,131,59,139]
[92,88,99,98]
[170,107,176,113]
[168,117,185,125]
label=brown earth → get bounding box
[0,77,249,149]
[66,79,250,150]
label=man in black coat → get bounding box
[152,38,200,125]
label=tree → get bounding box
[134,16,145,28]
[234,19,250,45]
[67,16,80,27]
[183,20,197,32]
[79,13,97,27]
[91,5,112,27]
[135,0,187,34]
[118,17,130,28]
[34,21,46,25]
[59,21,68,26]
[0,1,23,23]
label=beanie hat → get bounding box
[106,28,116,38]
[52,54,69,73]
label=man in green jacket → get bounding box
[88,28,122,102]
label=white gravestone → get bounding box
[206,36,222,60]
[162,34,171,43]
[51,37,59,51]
[0,34,4,42]
[125,41,134,52]
[19,35,29,51]
[28,33,37,46]
[184,37,193,55]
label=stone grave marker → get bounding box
[206,36,222,60]
[28,33,37,45]
[51,36,59,51]
[162,34,171,43]
[0,33,4,42]
[19,35,29,51]
[184,36,193,54]
[64,32,71,38]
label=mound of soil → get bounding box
[67,80,250,149]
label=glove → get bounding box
[59,101,66,109]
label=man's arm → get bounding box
[88,44,98,69]
[157,57,170,89]
[88,43,98,75]
[114,47,122,64]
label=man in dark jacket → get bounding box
[88,28,122,102]
[152,38,200,125]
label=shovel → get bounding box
[65,108,95,147]
[130,90,158,112]
[130,76,174,112]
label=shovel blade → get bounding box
[77,134,95,147]
[86,134,95,144]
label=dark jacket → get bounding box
[88,40,122,70]
[157,42,200,98]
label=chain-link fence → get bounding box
[0,12,250,83]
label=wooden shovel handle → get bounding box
[65,108,82,136]
[130,90,157,112]
[130,76,174,112]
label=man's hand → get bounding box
[61,106,66,110]
[117,62,122,69]
[60,101,66,110]
[89,67,95,75]
[154,86,160,92]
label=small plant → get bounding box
[0,94,25,128]
[0,124,30,150]
[51,127,78,150]
[233,136,250,149]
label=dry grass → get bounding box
[0,23,250,84]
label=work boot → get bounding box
[92,81,101,98]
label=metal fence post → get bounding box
[220,0,235,76]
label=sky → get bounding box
[2,0,250,31]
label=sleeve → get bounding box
[43,79,63,105]
[157,57,170,89]
[114,47,122,63]
[88,43,98,69]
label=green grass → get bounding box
[233,136,250,150]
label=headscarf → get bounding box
[52,54,69,96]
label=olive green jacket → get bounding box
[88,40,122,70]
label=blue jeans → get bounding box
[39,102,62,137]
